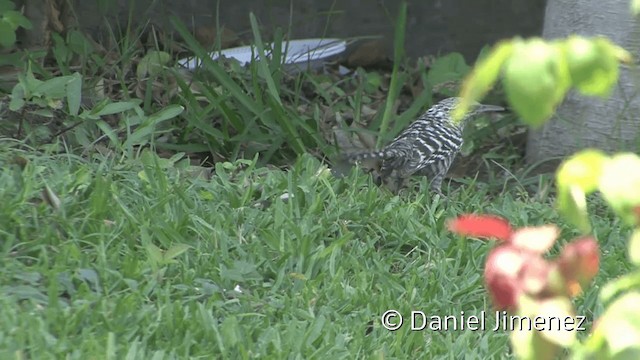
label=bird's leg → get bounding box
[430,186,448,202]
[429,173,445,193]
[384,175,406,194]
[427,173,450,201]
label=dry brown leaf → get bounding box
[42,184,61,210]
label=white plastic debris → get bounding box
[178,38,346,70]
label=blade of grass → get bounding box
[171,17,264,120]
[271,27,284,82]
[377,1,407,147]
[391,83,433,135]
[248,14,283,107]
[171,74,227,141]
[249,13,306,155]
[123,104,184,149]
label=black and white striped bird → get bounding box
[344,97,504,194]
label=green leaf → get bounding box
[51,33,71,67]
[0,0,16,12]
[475,43,494,63]
[510,296,575,360]
[563,36,620,97]
[455,40,514,122]
[220,316,240,347]
[305,315,327,346]
[146,104,184,123]
[510,317,560,360]
[629,229,640,266]
[600,271,640,305]
[556,149,608,194]
[536,297,578,347]
[632,0,640,16]
[23,64,43,92]
[555,149,608,232]
[599,153,640,225]
[427,52,470,90]
[145,243,164,265]
[503,38,570,127]
[91,101,139,117]
[593,292,640,359]
[0,20,16,47]
[0,49,23,67]
[67,30,94,56]
[77,268,100,288]
[32,108,54,117]
[66,73,82,116]
[4,10,32,29]
[136,50,172,78]
[124,105,183,148]
[365,71,383,90]
[163,244,191,261]
[557,186,591,234]
[9,82,25,111]
[35,75,76,99]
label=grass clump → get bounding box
[0,142,631,359]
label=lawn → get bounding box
[0,143,631,359]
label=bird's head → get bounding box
[428,97,504,128]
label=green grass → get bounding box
[0,142,632,359]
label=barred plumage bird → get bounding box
[344,97,504,194]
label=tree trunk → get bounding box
[527,0,640,171]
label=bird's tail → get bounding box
[342,149,390,162]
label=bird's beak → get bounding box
[476,104,505,113]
